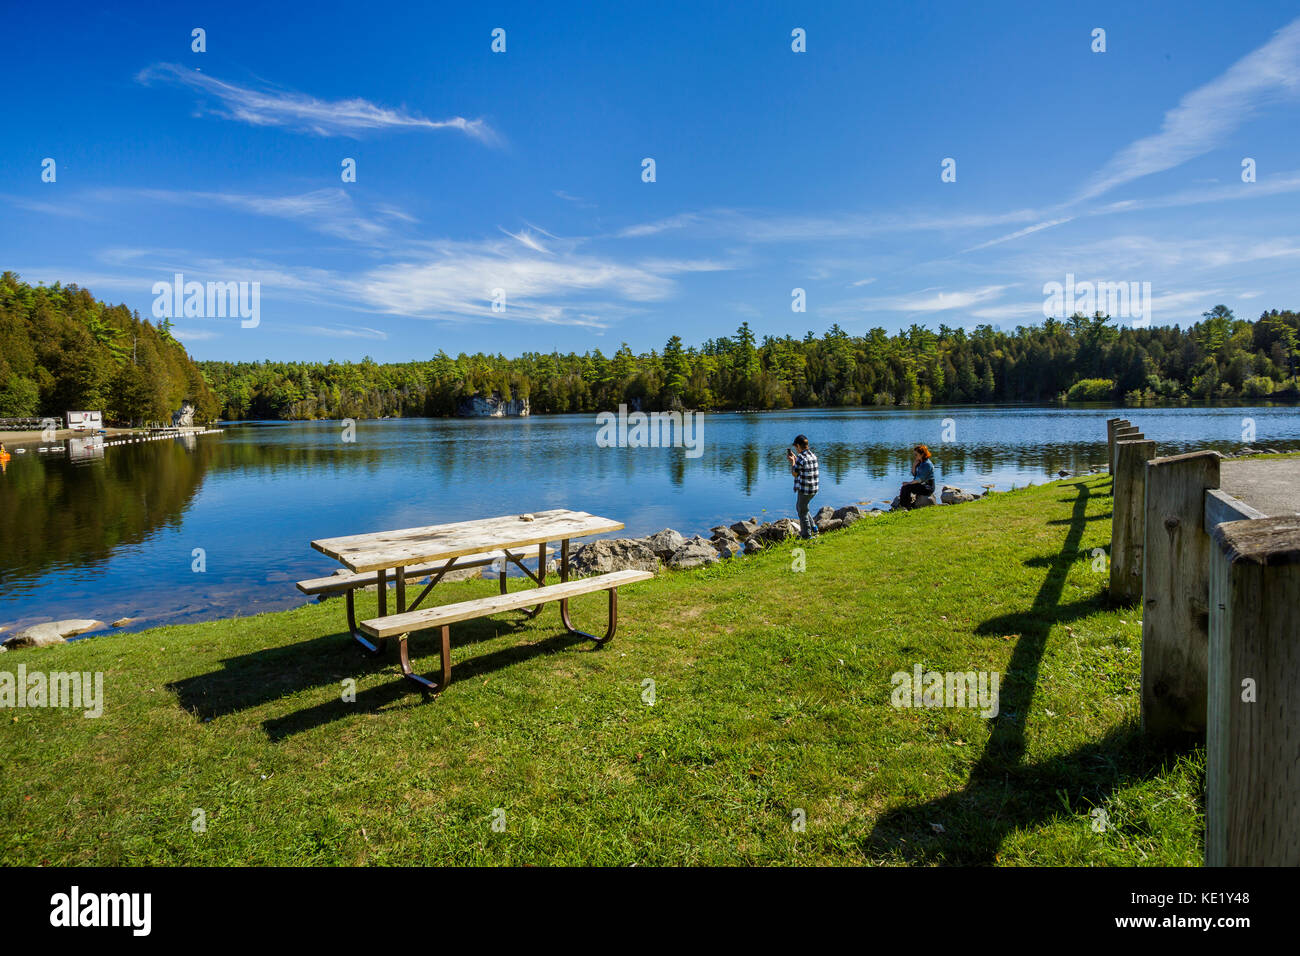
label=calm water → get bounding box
[2,405,1297,633]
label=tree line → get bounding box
[0,273,220,424]
[2,271,1295,425]
[200,306,1299,420]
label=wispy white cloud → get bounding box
[171,327,221,341]
[87,186,410,243]
[1077,18,1300,201]
[833,285,1012,316]
[296,324,389,340]
[136,63,498,142]
[962,217,1075,253]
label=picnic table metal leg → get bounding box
[502,543,548,619]
[344,567,390,656]
[345,590,387,656]
[398,625,452,694]
[558,538,619,645]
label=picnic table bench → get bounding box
[301,510,652,695]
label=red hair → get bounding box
[913,444,931,460]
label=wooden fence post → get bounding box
[1206,516,1300,866]
[1110,427,1141,474]
[1107,419,1131,474]
[1141,450,1220,737]
[1110,439,1156,604]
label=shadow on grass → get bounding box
[865,479,1194,864]
[166,610,597,741]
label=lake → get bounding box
[2,404,1296,633]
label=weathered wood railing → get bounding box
[1105,419,1299,865]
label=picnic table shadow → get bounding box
[166,614,593,742]
[864,478,1197,864]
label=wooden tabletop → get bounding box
[312,509,624,573]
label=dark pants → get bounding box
[796,491,818,538]
[900,481,934,510]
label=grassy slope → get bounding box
[0,476,1203,865]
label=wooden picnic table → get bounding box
[304,509,648,694]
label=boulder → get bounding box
[569,538,659,575]
[645,528,686,560]
[710,527,741,546]
[743,537,765,554]
[890,495,935,511]
[755,518,800,544]
[3,619,105,649]
[715,540,742,558]
[814,505,836,523]
[730,518,760,538]
[832,505,863,521]
[817,517,845,533]
[940,486,977,505]
[667,539,721,570]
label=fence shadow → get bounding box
[865,479,1191,863]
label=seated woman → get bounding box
[900,444,936,510]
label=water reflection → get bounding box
[1,405,1297,632]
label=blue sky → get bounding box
[3,0,1300,362]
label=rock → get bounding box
[710,527,741,547]
[715,540,742,558]
[666,539,720,570]
[832,505,863,521]
[814,506,836,523]
[731,518,760,538]
[455,391,531,417]
[817,517,845,533]
[3,619,105,649]
[569,538,659,575]
[940,486,977,505]
[743,537,765,554]
[645,528,686,560]
[891,495,935,511]
[839,511,861,527]
[110,617,137,627]
[755,518,799,544]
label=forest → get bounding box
[0,273,220,424]
[2,271,1295,424]
[199,306,1299,421]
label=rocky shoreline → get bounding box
[567,483,988,575]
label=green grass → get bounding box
[0,476,1204,865]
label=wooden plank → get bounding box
[1204,488,1267,529]
[360,569,654,638]
[312,509,624,573]
[1110,426,1140,474]
[1109,439,1156,604]
[296,547,554,594]
[1141,450,1220,737]
[1107,419,1131,474]
[1207,516,1300,866]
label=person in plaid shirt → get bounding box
[786,433,819,539]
